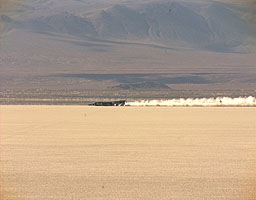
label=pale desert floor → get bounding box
[0,106,256,200]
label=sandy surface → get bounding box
[0,106,256,200]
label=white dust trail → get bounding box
[126,96,256,106]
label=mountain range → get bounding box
[1,0,255,52]
[0,0,255,92]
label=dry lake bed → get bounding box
[0,106,256,200]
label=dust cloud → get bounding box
[127,96,256,106]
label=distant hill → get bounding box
[0,0,255,92]
[2,1,255,52]
[17,12,97,37]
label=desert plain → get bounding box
[0,106,256,200]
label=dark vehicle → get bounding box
[89,100,126,106]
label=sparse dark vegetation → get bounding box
[1,89,255,105]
